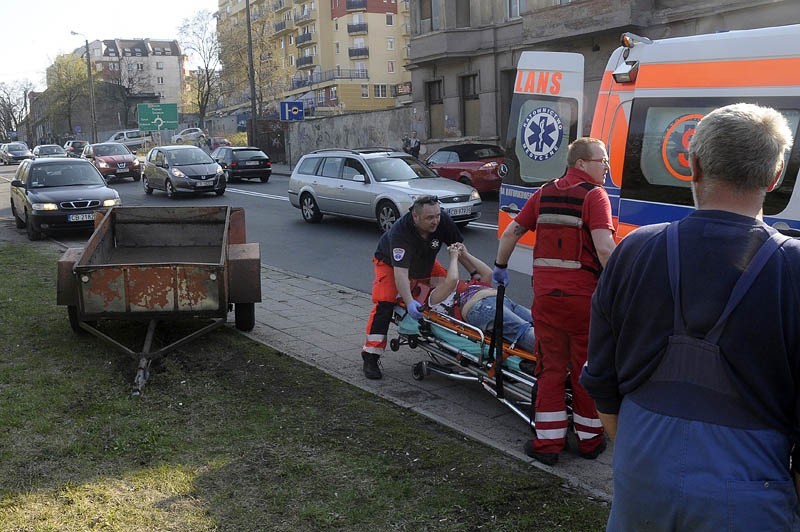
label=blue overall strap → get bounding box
[665,222,685,334]
[705,230,790,344]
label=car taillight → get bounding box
[231,162,238,168]
[479,161,499,170]
[266,162,271,168]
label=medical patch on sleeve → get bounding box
[393,248,406,262]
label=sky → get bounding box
[1,0,219,90]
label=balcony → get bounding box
[347,22,368,35]
[297,55,316,69]
[294,9,316,24]
[348,46,369,59]
[274,19,294,34]
[401,22,410,36]
[346,0,367,11]
[272,0,289,12]
[399,0,410,12]
[290,68,368,90]
[295,32,316,47]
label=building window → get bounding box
[334,19,339,31]
[127,63,134,71]
[361,84,369,98]
[508,0,526,18]
[427,80,443,104]
[387,37,395,50]
[374,84,387,98]
[317,90,325,104]
[461,74,478,99]
[136,63,144,71]
[330,86,338,100]
[156,61,164,69]
[108,63,119,71]
[335,42,340,54]
[290,54,295,66]
[387,60,395,73]
[356,61,367,73]
[289,34,294,44]
[386,13,394,25]
[157,76,165,84]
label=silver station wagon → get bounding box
[288,148,482,232]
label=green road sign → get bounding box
[138,103,179,131]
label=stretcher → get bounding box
[390,284,571,430]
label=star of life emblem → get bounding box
[393,248,406,261]
[521,106,564,161]
[431,239,441,250]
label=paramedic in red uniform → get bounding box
[361,195,464,380]
[493,137,616,465]
[581,104,800,530]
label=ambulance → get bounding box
[499,23,800,274]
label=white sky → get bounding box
[2,0,219,90]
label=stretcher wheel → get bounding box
[408,337,418,349]
[389,338,400,351]
[412,361,427,380]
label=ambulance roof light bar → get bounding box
[613,61,639,84]
[620,32,653,48]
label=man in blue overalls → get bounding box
[581,103,800,530]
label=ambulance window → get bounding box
[622,98,800,216]
[508,95,578,186]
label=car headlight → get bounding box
[470,190,481,201]
[215,164,223,175]
[98,160,109,168]
[171,168,186,178]
[131,159,140,167]
[103,197,122,207]
[32,202,58,211]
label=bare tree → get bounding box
[0,80,34,139]
[103,57,152,128]
[46,54,88,135]
[179,10,220,126]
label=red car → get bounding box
[425,143,505,193]
[81,142,141,181]
[210,137,231,150]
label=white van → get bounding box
[106,129,152,150]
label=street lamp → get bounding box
[245,0,258,146]
[70,31,98,143]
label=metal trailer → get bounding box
[56,206,262,393]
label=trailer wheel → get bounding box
[412,361,427,381]
[390,338,400,351]
[67,306,83,333]
[235,302,255,331]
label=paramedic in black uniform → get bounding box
[361,195,465,379]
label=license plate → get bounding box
[196,182,213,188]
[448,206,471,216]
[245,161,261,166]
[68,213,95,222]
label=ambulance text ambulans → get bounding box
[499,24,800,274]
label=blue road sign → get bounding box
[280,101,305,121]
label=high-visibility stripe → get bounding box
[573,413,603,428]
[636,58,800,90]
[366,334,385,342]
[535,410,569,422]
[537,213,583,227]
[576,430,603,441]
[533,258,582,269]
[536,427,568,440]
[362,346,383,355]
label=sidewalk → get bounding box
[245,262,614,502]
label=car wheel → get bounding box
[166,180,176,199]
[459,176,472,187]
[377,201,400,233]
[143,176,153,195]
[300,193,323,223]
[132,169,141,182]
[11,202,25,229]
[259,174,269,183]
[25,212,43,241]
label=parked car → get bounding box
[105,129,152,150]
[171,128,206,144]
[9,158,121,241]
[425,143,506,194]
[1,142,34,165]
[81,142,141,182]
[210,146,271,183]
[141,145,225,198]
[32,144,69,159]
[63,140,88,158]
[210,137,231,150]
[288,148,481,232]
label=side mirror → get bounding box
[11,179,23,187]
[353,174,366,183]
[155,160,164,168]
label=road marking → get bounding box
[225,188,500,230]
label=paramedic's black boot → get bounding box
[579,438,607,460]
[524,440,559,466]
[362,351,382,380]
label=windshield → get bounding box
[40,146,65,155]
[366,156,437,182]
[233,149,268,160]
[8,143,27,151]
[28,163,106,188]
[168,148,214,166]
[95,144,130,156]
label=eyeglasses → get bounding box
[584,157,610,166]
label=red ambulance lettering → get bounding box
[515,70,563,95]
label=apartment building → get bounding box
[408,0,800,145]
[217,0,412,117]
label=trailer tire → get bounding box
[235,302,255,331]
[67,306,83,333]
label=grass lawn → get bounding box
[0,242,609,531]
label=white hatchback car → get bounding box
[171,128,206,144]
[288,148,482,232]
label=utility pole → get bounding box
[71,32,98,143]
[245,0,258,147]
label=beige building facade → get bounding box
[407,0,800,148]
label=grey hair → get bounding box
[689,103,793,191]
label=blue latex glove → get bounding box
[407,300,424,320]
[492,265,509,287]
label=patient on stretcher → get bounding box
[427,242,535,353]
